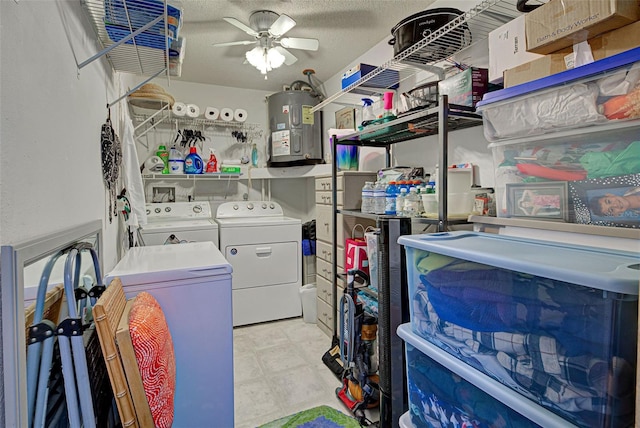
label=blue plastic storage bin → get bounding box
[103,0,182,48]
[399,324,559,428]
[104,0,182,36]
[398,231,639,428]
[476,47,640,143]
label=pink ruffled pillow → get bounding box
[128,292,176,428]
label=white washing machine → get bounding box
[140,201,218,246]
[216,201,302,326]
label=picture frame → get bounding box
[506,182,568,221]
[568,173,640,229]
[335,107,356,130]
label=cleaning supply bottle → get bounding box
[168,146,184,174]
[251,143,259,167]
[205,149,218,173]
[184,147,204,174]
[361,98,376,128]
[156,145,170,174]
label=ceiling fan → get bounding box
[213,10,319,75]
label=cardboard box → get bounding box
[488,15,544,83]
[505,20,640,87]
[525,0,640,54]
[438,68,488,107]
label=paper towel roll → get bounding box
[172,102,187,116]
[220,107,234,122]
[234,108,248,122]
[186,104,200,118]
[204,106,219,120]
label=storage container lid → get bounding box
[398,231,639,295]
[477,46,640,108]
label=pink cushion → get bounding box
[129,292,176,428]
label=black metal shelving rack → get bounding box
[331,96,483,427]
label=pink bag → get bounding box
[345,225,369,276]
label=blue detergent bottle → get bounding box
[184,147,203,174]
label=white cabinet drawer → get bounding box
[316,205,332,243]
[317,259,332,282]
[316,275,334,305]
[317,298,333,327]
[316,240,332,263]
[315,191,344,207]
[315,176,333,191]
[316,241,344,268]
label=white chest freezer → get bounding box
[104,242,233,428]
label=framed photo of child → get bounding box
[506,182,569,221]
[569,174,640,228]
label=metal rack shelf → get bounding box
[335,104,483,146]
[312,0,519,112]
[142,173,242,180]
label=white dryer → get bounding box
[216,201,302,326]
[141,201,218,246]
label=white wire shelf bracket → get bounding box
[311,0,520,112]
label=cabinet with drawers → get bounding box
[314,171,376,337]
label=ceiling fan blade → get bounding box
[223,17,259,37]
[280,37,319,51]
[212,40,256,47]
[268,14,296,37]
[274,46,298,66]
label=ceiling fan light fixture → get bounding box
[245,46,285,75]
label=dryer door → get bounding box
[224,241,299,289]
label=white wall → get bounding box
[0,2,138,423]
[1,0,127,271]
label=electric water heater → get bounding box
[267,90,324,167]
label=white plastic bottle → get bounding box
[373,181,387,214]
[396,187,408,217]
[404,187,420,217]
[361,182,374,213]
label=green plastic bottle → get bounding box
[156,145,170,174]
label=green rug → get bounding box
[257,405,361,428]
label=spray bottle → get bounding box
[205,148,218,173]
[361,98,376,129]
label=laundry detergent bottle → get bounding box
[168,146,184,174]
[156,145,170,174]
[205,149,218,173]
[184,147,204,174]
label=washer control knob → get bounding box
[146,209,150,215]
[262,203,267,209]
[165,207,171,212]
[269,203,275,209]
[233,204,239,210]
[193,205,202,213]
[247,203,254,210]
[155,208,161,213]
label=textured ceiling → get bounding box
[175,0,439,92]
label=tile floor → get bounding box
[233,317,360,427]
